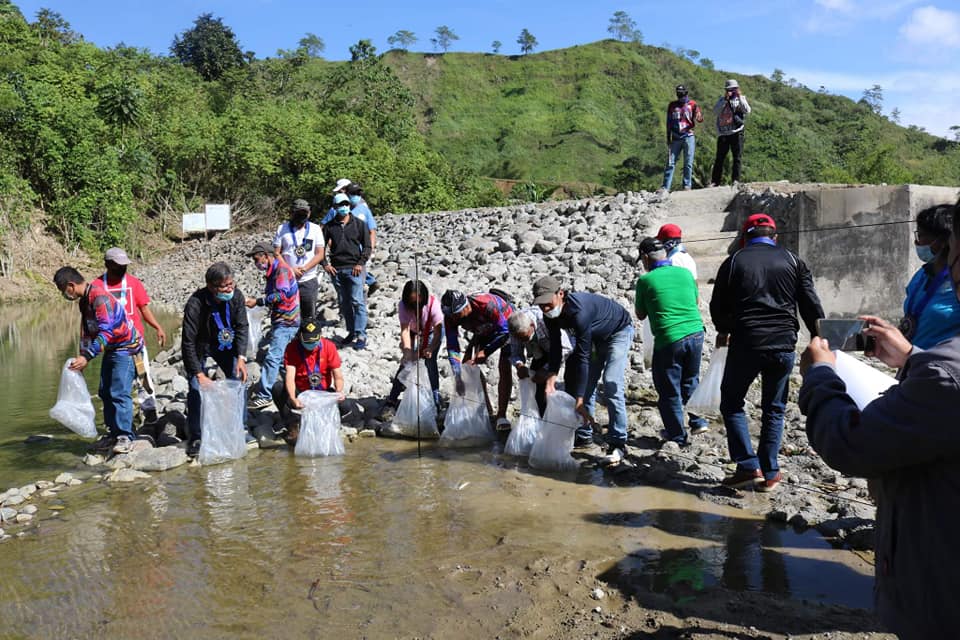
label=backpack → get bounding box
[488,287,515,306]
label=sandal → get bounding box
[495,417,512,432]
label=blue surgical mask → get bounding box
[916,244,936,263]
[215,291,234,302]
[336,206,350,217]
[348,195,361,206]
[300,339,319,351]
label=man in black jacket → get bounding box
[182,262,251,456]
[709,213,824,491]
[323,193,371,350]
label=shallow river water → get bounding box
[0,306,876,638]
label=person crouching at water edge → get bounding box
[55,266,145,456]
[272,321,345,445]
[507,306,573,417]
[441,289,515,431]
[378,280,444,426]
[181,262,255,457]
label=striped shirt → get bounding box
[262,258,300,327]
[79,283,142,358]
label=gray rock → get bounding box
[54,472,74,485]
[83,454,105,466]
[15,513,32,524]
[35,480,54,489]
[20,504,38,515]
[107,468,151,483]
[153,366,177,385]
[130,447,189,472]
[2,494,25,507]
[171,375,190,395]
[40,490,57,498]
[18,484,36,497]
[532,239,558,254]
[0,507,17,522]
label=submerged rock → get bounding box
[107,468,151,483]
[129,447,189,472]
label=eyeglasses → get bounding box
[213,280,235,292]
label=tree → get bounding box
[170,13,245,81]
[770,68,785,84]
[890,108,901,125]
[861,84,883,115]
[491,40,502,54]
[96,76,143,138]
[431,25,458,52]
[699,57,715,70]
[517,29,538,55]
[33,8,79,46]
[298,33,324,57]
[387,30,417,51]
[349,39,377,63]
[950,125,960,142]
[607,11,642,42]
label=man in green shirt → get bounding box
[635,237,708,445]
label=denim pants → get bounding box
[581,324,634,448]
[719,347,796,480]
[187,349,245,441]
[336,268,368,338]
[99,350,136,439]
[662,135,696,190]
[254,324,298,400]
[652,331,708,444]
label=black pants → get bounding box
[298,277,318,326]
[711,131,744,185]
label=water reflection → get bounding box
[203,461,257,537]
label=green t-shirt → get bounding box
[635,265,703,350]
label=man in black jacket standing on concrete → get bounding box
[709,213,823,492]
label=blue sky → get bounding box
[13,0,960,137]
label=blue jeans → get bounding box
[99,350,136,439]
[336,268,367,339]
[652,331,708,444]
[254,324,298,399]
[365,270,377,287]
[187,350,245,441]
[581,324,634,448]
[662,135,696,190]
[720,347,796,480]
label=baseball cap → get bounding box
[657,224,683,241]
[332,178,352,194]
[333,193,350,206]
[532,276,562,305]
[742,213,776,235]
[104,247,131,265]
[246,242,273,257]
[301,321,322,342]
[291,198,310,213]
[638,237,664,256]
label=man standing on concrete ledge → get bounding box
[323,193,371,350]
[660,84,703,193]
[634,237,707,446]
[709,213,824,492]
[274,199,323,325]
[710,79,751,186]
[535,276,634,466]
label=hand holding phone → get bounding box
[816,319,876,352]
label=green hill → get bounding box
[384,40,960,192]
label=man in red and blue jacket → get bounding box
[245,242,300,409]
[54,266,143,454]
[661,84,703,192]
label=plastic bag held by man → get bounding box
[642,318,655,369]
[198,379,247,465]
[392,361,440,438]
[505,379,542,456]
[529,390,579,471]
[440,363,493,447]
[49,359,97,438]
[296,390,345,457]
[685,346,727,417]
[246,307,268,360]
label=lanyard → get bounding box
[288,222,310,263]
[301,344,324,389]
[747,237,776,247]
[651,260,673,270]
[103,272,129,310]
[909,266,951,318]
[212,300,233,351]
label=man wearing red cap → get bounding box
[709,213,823,492]
[657,224,697,280]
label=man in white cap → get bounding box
[711,79,752,186]
[91,247,169,440]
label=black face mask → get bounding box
[107,265,127,278]
[291,213,308,226]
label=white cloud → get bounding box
[803,0,921,32]
[899,5,960,48]
[815,0,855,12]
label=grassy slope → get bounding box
[384,40,960,188]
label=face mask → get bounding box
[300,339,319,351]
[916,244,936,263]
[336,206,350,217]
[291,213,308,226]
[215,290,234,302]
[544,303,562,319]
[348,195,361,206]
[107,266,127,278]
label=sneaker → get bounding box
[720,468,763,489]
[600,445,627,467]
[187,440,201,457]
[683,185,692,191]
[340,332,356,346]
[757,472,783,493]
[367,282,380,296]
[248,395,273,410]
[112,436,134,455]
[88,434,116,454]
[352,339,367,350]
[495,417,512,432]
[689,423,709,435]
[245,431,259,450]
[573,435,595,449]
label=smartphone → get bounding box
[816,319,876,352]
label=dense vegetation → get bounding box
[0,3,956,258]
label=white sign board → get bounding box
[204,204,231,231]
[182,213,206,233]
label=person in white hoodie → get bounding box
[657,224,697,281]
[710,79,751,186]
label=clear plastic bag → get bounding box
[246,307,268,360]
[529,390,579,471]
[505,378,542,456]
[392,361,440,438]
[440,363,493,447]
[685,346,727,417]
[642,318,655,368]
[199,379,247,465]
[295,390,345,457]
[49,359,97,438]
